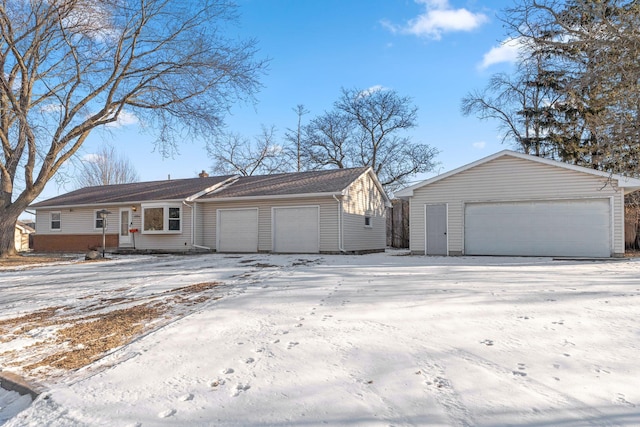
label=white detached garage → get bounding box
[396,150,640,258]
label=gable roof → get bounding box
[30,167,389,208]
[199,167,374,200]
[396,150,640,197]
[30,175,236,208]
[15,220,35,234]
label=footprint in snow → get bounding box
[210,378,225,388]
[294,323,303,327]
[221,368,234,374]
[244,357,255,364]
[232,383,251,397]
[480,339,494,346]
[615,393,636,407]
[287,341,299,349]
[158,409,176,418]
[178,393,193,401]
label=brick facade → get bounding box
[33,234,118,253]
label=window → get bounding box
[144,207,164,231]
[169,207,181,231]
[50,212,61,231]
[95,211,105,229]
[142,204,181,233]
[364,215,372,228]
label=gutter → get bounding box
[333,195,346,253]
[182,176,241,252]
[182,200,211,251]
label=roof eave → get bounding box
[199,191,344,203]
[30,199,186,210]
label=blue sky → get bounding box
[40,0,520,201]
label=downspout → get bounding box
[333,195,346,253]
[183,201,211,251]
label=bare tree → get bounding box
[0,0,266,257]
[461,55,565,157]
[333,87,438,190]
[210,125,290,176]
[73,144,139,188]
[500,0,640,174]
[301,110,354,170]
[283,104,309,172]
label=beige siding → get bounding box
[35,207,120,235]
[341,173,387,252]
[409,156,625,256]
[199,197,340,253]
[35,204,194,252]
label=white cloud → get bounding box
[105,111,139,128]
[472,141,486,149]
[384,0,488,40]
[357,85,388,98]
[479,37,524,70]
[81,153,103,163]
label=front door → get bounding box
[119,208,133,247]
[425,204,447,255]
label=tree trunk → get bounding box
[0,209,19,258]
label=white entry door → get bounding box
[119,208,133,246]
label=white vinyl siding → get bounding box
[409,155,625,256]
[341,173,387,252]
[35,205,192,251]
[217,208,258,252]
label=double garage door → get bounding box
[217,207,319,253]
[464,199,611,257]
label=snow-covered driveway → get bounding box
[2,253,640,426]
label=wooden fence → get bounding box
[386,199,409,248]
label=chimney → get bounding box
[199,170,209,178]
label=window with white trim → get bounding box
[142,204,182,233]
[364,214,372,228]
[50,212,61,231]
[94,210,105,229]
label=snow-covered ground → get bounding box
[1,252,640,426]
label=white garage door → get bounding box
[273,206,319,253]
[464,199,611,257]
[217,208,258,252]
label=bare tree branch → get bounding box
[0,0,267,256]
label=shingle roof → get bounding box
[30,167,373,208]
[201,167,370,199]
[30,175,235,208]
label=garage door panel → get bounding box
[217,209,258,252]
[273,207,319,253]
[465,199,610,257]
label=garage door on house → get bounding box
[217,208,258,252]
[273,206,319,253]
[464,199,611,257]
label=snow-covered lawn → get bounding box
[2,252,640,426]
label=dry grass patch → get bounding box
[24,303,166,372]
[0,280,226,383]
